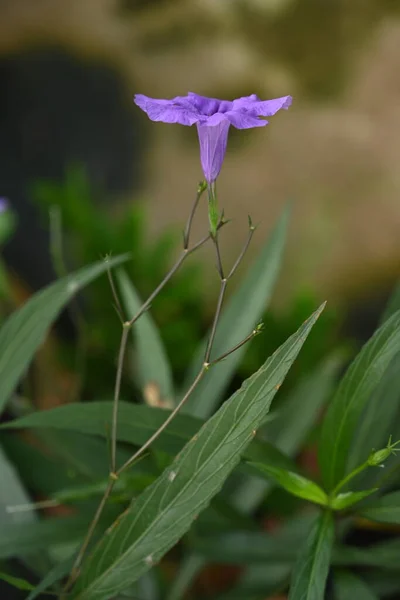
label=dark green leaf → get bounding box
[359,491,400,524]
[191,513,316,564]
[0,512,117,560]
[0,254,128,414]
[319,309,400,490]
[248,463,328,506]
[330,489,378,511]
[71,304,324,600]
[26,555,76,600]
[3,402,296,476]
[332,538,400,570]
[182,207,289,418]
[288,510,334,600]
[334,570,378,600]
[117,269,174,403]
[347,353,400,479]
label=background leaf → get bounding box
[0,572,35,591]
[182,206,289,418]
[3,402,295,475]
[319,309,400,491]
[334,570,378,600]
[288,510,334,600]
[0,254,127,415]
[359,491,400,524]
[71,304,324,600]
[117,268,174,403]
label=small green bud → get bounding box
[367,436,400,466]
[198,180,207,195]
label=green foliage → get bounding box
[288,511,334,600]
[1,163,400,600]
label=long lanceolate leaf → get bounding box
[288,511,334,600]
[0,254,128,415]
[318,309,400,491]
[182,206,289,418]
[71,304,325,600]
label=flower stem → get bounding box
[207,182,219,237]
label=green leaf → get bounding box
[165,555,205,600]
[347,353,400,479]
[288,510,334,600]
[319,308,400,491]
[334,570,378,600]
[191,513,317,564]
[330,488,378,511]
[71,304,324,600]
[0,511,117,560]
[359,491,400,524]
[182,206,289,418]
[231,353,342,513]
[3,402,296,476]
[248,463,328,506]
[117,268,174,403]
[26,555,76,600]
[333,538,400,570]
[0,572,35,591]
[0,254,128,415]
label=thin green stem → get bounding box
[331,461,369,498]
[117,368,206,475]
[111,324,130,473]
[62,479,115,593]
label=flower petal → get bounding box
[134,94,202,126]
[196,119,231,183]
[187,92,233,116]
[224,111,268,129]
[233,95,292,117]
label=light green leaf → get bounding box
[330,488,378,511]
[288,510,334,600]
[334,571,378,600]
[117,269,174,403]
[0,572,35,591]
[0,254,128,415]
[248,463,328,506]
[3,402,296,475]
[359,491,400,524]
[182,206,289,418]
[26,555,76,600]
[71,304,324,600]
[319,308,400,491]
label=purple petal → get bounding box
[187,92,233,116]
[0,197,9,213]
[134,94,202,126]
[196,119,231,184]
[224,111,268,129]
[233,95,292,117]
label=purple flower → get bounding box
[134,92,292,184]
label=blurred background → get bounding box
[0,0,400,396]
[1,2,400,598]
